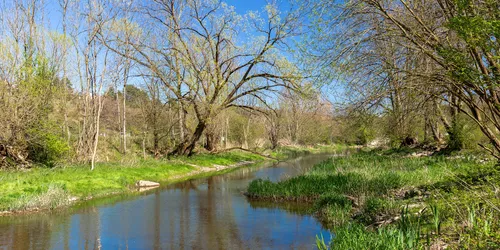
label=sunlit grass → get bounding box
[0,151,267,211]
[0,145,341,212]
[247,150,500,249]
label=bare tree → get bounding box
[303,0,500,153]
[72,0,112,170]
[103,0,302,156]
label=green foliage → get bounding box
[0,51,66,168]
[357,124,374,145]
[430,203,442,235]
[337,111,379,145]
[450,0,499,48]
[446,114,483,151]
[247,155,404,201]
[316,193,353,227]
[356,197,397,224]
[9,183,70,211]
[124,84,149,107]
[27,123,70,167]
[331,222,424,250]
[319,205,425,250]
[439,0,499,91]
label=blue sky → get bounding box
[43,0,283,32]
[226,0,270,13]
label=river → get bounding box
[0,153,334,250]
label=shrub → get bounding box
[27,128,70,167]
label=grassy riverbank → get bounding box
[0,145,342,214]
[0,151,263,213]
[246,149,500,249]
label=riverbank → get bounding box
[246,149,500,249]
[0,145,342,215]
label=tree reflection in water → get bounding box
[0,153,335,249]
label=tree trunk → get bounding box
[204,131,216,152]
[430,121,444,145]
[225,117,229,149]
[115,84,121,151]
[91,95,103,171]
[437,95,463,150]
[269,120,279,150]
[142,132,146,160]
[170,121,206,156]
[122,84,127,155]
[178,102,185,143]
[153,130,159,157]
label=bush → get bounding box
[27,130,70,167]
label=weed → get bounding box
[430,204,441,235]
[9,184,70,211]
[316,234,329,250]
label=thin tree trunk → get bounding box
[142,131,146,160]
[91,96,103,171]
[122,83,127,154]
[170,121,206,156]
[178,101,185,143]
[115,84,121,151]
[225,117,229,149]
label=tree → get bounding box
[72,0,113,170]
[104,0,302,156]
[140,78,174,156]
[0,0,69,167]
[303,0,500,155]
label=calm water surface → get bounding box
[0,154,335,250]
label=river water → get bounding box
[0,153,334,249]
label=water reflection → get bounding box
[0,154,335,250]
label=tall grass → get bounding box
[330,207,424,250]
[247,150,500,249]
[9,184,71,211]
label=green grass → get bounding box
[0,144,343,213]
[175,151,264,166]
[0,151,267,212]
[267,144,349,159]
[246,150,500,249]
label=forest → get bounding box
[0,0,340,170]
[1,0,498,169]
[0,0,500,249]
